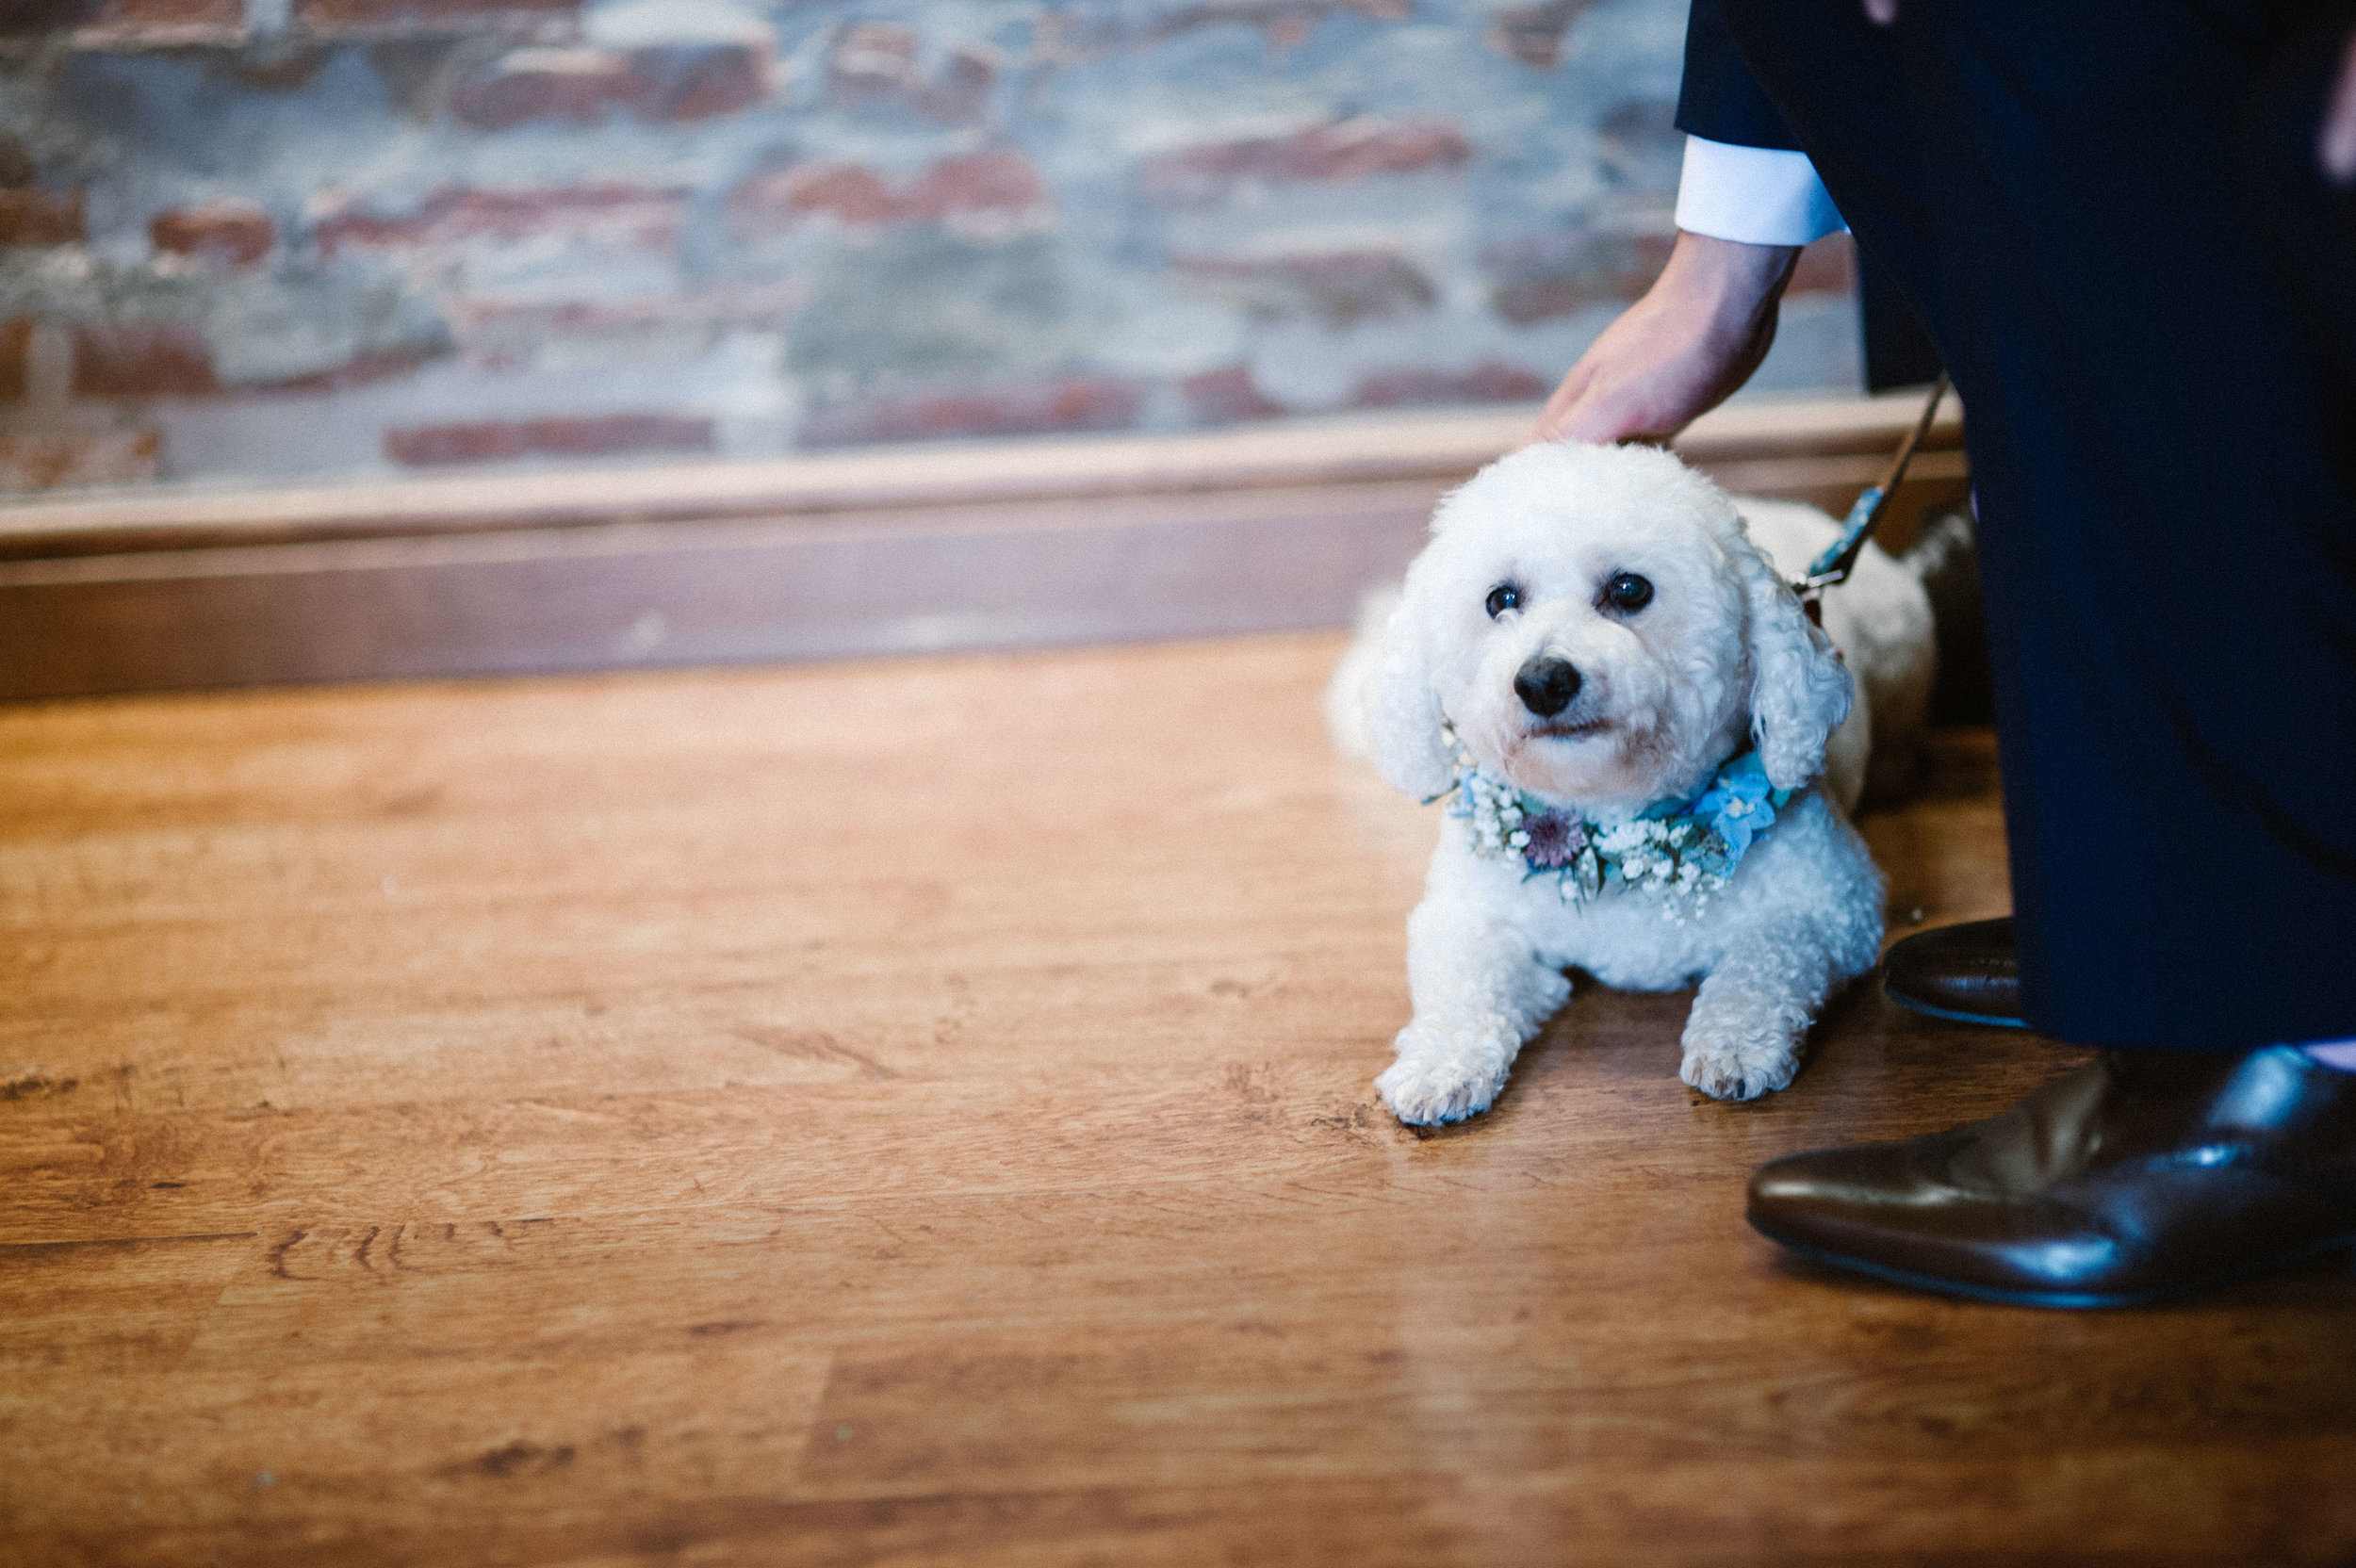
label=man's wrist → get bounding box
[1657,231,1799,343]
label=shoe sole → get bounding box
[1748,1217,2356,1310]
[1881,977,2027,1030]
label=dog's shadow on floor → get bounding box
[1428,969,1708,1135]
[1378,959,1941,1143]
[1451,960,1904,1137]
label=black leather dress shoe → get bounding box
[1748,1046,2356,1308]
[1882,916,2024,1027]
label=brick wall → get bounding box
[0,0,1858,491]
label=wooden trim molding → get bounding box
[0,391,1967,702]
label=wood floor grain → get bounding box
[2,632,2350,1568]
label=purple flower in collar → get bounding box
[1521,810,1588,869]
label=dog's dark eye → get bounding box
[1603,572,1654,612]
[1484,582,1521,618]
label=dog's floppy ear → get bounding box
[1360,596,1458,800]
[1736,533,1855,792]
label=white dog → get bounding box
[1332,441,1936,1124]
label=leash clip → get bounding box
[1785,373,1950,606]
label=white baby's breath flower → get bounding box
[1435,729,1777,920]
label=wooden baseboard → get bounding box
[0,392,1967,702]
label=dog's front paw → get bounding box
[1375,1022,1513,1126]
[1678,1029,1799,1102]
[1376,1056,1506,1125]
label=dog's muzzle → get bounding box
[1513,655,1582,718]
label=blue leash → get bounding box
[1790,372,1951,601]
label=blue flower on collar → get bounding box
[1692,750,1785,856]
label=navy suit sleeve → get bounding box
[1676,0,1802,150]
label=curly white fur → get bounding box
[1333,441,1935,1122]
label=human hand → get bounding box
[1531,230,1798,445]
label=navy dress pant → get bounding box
[1684,0,2356,1048]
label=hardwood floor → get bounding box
[3,632,2349,1567]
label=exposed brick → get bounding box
[908,153,1049,229]
[1485,230,1675,324]
[1172,251,1434,328]
[386,420,524,466]
[1485,0,1603,69]
[69,319,439,398]
[1181,365,1287,424]
[449,43,761,130]
[797,376,1141,448]
[0,430,162,493]
[826,22,920,104]
[640,43,764,121]
[257,341,446,392]
[314,183,691,256]
[522,413,711,455]
[0,0,1857,486]
[728,153,1049,238]
[1138,116,1471,205]
[293,0,577,32]
[732,164,892,231]
[450,46,637,126]
[0,317,29,401]
[1351,363,1546,409]
[1264,15,1311,49]
[0,188,87,248]
[916,43,998,123]
[72,322,219,398]
[823,24,996,122]
[1040,1,1410,62]
[150,199,275,267]
[384,412,712,466]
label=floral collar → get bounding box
[1430,724,1793,921]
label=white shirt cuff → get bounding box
[1673,135,1847,247]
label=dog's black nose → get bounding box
[1513,656,1582,718]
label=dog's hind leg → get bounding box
[1374,896,1571,1126]
[1678,931,1842,1101]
